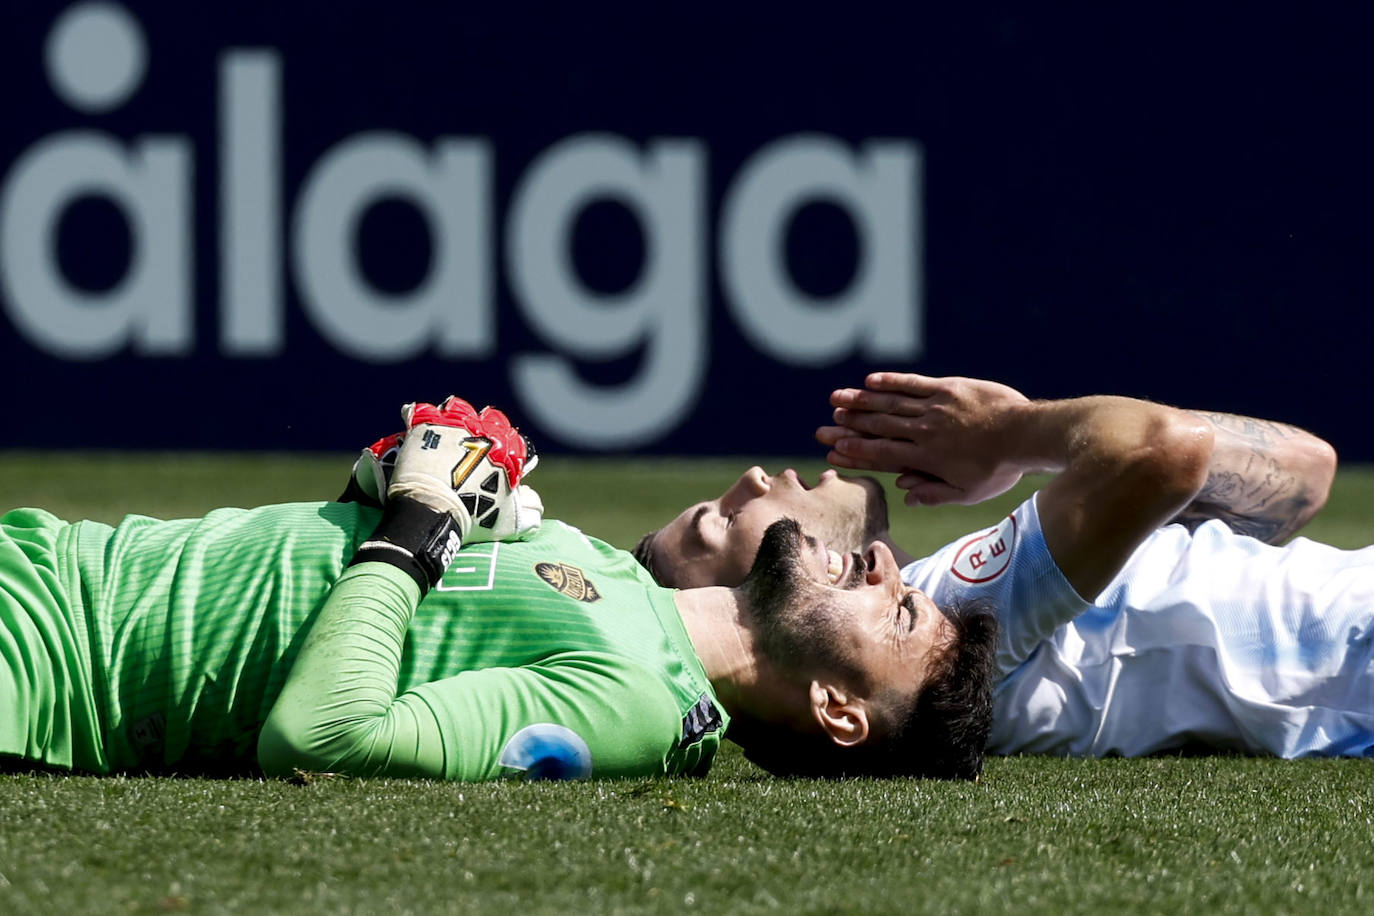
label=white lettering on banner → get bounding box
[721,135,920,366]
[507,135,705,448]
[0,2,925,448]
[44,2,147,114]
[220,50,282,356]
[293,135,493,362]
[0,132,192,359]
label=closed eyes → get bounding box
[900,593,919,632]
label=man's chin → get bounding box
[740,518,805,626]
[817,473,890,553]
[857,474,891,541]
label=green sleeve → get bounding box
[410,655,683,782]
[257,563,447,778]
[257,563,684,781]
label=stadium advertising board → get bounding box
[3,4,1370,457]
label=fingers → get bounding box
[516,484,543,513]
[829,387,927,417]
[513,484,544,533]
[864,372,944,395]
[818,425,895,473]
[901,480,964,506]
[824,449,888,473]
[829,372,944,410]
[440,395,479,414]
[820,429,964,504]
[476,404,510,426]
[895,469,963,506]
[829,372,951,418]
[364,432,404,460]
[404,398,481,431]
[829,407,928,440]
[895,468,945,487]
[821,433,928,475]
[399,399,534,488]
[815,424,862,447]
[519,436,539,476]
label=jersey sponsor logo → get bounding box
[678,694,724,748]
[498,723,593,780]
[535,561,602,602]
[950,513,1017,584]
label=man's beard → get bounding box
[821,475,890,555]
[859,476,891,544]
[739,518,861,684]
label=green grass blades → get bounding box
[1,455,1373,913]
[2,754,1372,914]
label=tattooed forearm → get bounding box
[1176,498,1309,544]
[1188,412,1309,449]
[1173,411,1335,544]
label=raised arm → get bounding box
[1025,397,1211,599]
[260,397,542,778]
[818,373,1213,600]
[1174,411,1336,544]
[817,377,1336,547]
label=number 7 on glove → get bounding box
[351,397,542,595]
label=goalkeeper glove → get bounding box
[350,397,542,595]
[337,432,404,508]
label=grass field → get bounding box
[1,454,1372,914]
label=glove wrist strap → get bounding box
[350,497,462,595]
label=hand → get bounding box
[815,372,1030,506]
[338,432,404,508]
[390,397,542,543]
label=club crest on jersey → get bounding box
[535,561,602,602]
[950,513,1017,583]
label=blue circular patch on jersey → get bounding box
[497,723,593,780]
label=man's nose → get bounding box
[722,466,771,509]
[864,540,900,586]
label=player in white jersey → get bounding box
[637,373,1372,758]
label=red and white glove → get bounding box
[350,397,541,595]
[339,432,404,509]
[389,397,542,543]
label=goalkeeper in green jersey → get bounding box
[0,398,997,782]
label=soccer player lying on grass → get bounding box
[0,396,998,782]
[635,373,1374,760]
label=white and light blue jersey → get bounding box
[902,495,1374,758]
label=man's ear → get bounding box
[808,680,871,747]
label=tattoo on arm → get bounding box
[1189,412,1305,448]
[1174,412,1316,544]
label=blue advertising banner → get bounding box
[2,3,1371,457]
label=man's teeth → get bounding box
[827,549,843,584]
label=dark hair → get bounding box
[632,529,663,583]
[729,600,1000,780]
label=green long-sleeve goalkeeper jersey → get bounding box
[0,503,725,780]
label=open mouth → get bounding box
[826,548,844,584]
[826,548,868,587]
